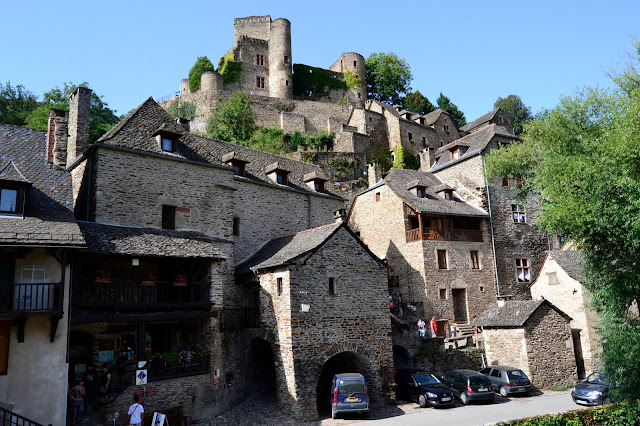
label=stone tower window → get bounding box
[470,250,480,269]
[444,124,450,133]
[328,277,336,295]
[162,205,176,230]
[516,258,531,282]
[256,76,265,89]
[285,80,289,87]
[353,61,357,67]
[408,132,413,142]
[232,217,240,236]
[256,54,265,66]
[284,55,289,64]
[375,192,381,202]
[276,277,283,296]
[437,249,448,269]
[439,289,447,299]
[422,137,427,147]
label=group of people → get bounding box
[66,364,113,425]
[416,316,439,338]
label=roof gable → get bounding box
[474,299,571,327]
[460,108,500,132]
[0,160,30,184]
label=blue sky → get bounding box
[3,0,639,121]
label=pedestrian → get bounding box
[417,318,426,338]
[128,394,145,426]
[99,364,111,395]
[84,365,98,408]
[68,378,85,425]
[450,321,457,338]
[472,315,478,340]
[430,315,438,338]
[389,294,395,309]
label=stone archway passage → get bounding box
[248,337,277,396]
[315,351,375,418]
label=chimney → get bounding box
[367,163,382,188]
[334,208,347,223]
[419,148,435,171]
[67,86,92,166]
[46,109,68,167]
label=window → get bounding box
[416,187,425,198]
[162,205,176,230]
[0,187,19,213]
[328,277,336,295]
[450,149,460,160]
[516,177,524,188]
[512,205,526,223]
[21,265,46,283]
[516,258,531,282]
[479,285,485,292]
[470,251,480,269]
[276,277,283,296]
[437,249,448,269]
[233,217,240,236]
[502,177,510,187]
[256,54,265,66]
[0,327,8,375]
[353,60,357,67]
[375,192,381,202]
[422,137,427,147]
[276,171,287,185]
[547,272,559,285]
[408,132,413,142]
[444,124,450,133]
[284,55,289,64]
[256,76,265,89]
[439,289,447,299]
[161,137,174,152]
[285,80,289,87]
[443,189,453,201]
[491,369,501,377]
[232,162,245,177]
[499,116,504,124]
[314,181,325,193]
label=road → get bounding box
[365,392,578,426]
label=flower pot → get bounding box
[141,281,156,287]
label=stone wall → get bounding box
[483,327,530,377]
[432,113,461,148]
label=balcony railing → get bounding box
[406,228,483,243]
[221,308,260,331]
[72,278,210,309]
[145,354,210,382]
[0,406,45,426]
[0,282,62,314]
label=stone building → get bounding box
[236,220,392,419]
[0,122,85,425]
[475,299,577,389]
[430,118,549,300]
[530,250,599,378]
[348,167,497,324]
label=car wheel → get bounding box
[419,394,428,408]
[500,386,508,398]
[331,408,337,419]
[460,393,469,405]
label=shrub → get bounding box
[217,53,244,85]
[392,144,420,170]
[167,100,196,121]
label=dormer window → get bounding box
[314,181,324,192]
[443,189,453,200]
[266,162,290,186]
[232,163,245,176]
[0,186,20,214]
[161,137,174,152]
[434,183,454,201]
[416,186,426,198]
[222,152,249,177]
[0,162,30,217]
[303,171,328,193]
[450,148,460,160]
[276,171,287,185]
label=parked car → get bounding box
[479,365,532,397]
[330,373,369,419]
[406,372,454,408]
[442,369,495,405]
[571,372,610,406]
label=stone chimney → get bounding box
[46,109,68,167]
[367,163,382,188]
[67,86,92,166]
[334,208,347,223]
[419,148,435,172]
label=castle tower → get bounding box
[330,52,366,108]
[268,18,293,99]
[201,71,223,93]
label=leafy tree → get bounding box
[167,100,196,121]
[370,149,393,174]
[188,56,215,93]
[494,95,533,135]
[207,92,256,143]
[25,82,119,143]
[392,144,420,170]
[403,91,435,115]
[436,93,466,127]
[0,82,39,125]
[365,52,412,105]
[485,84,640,402]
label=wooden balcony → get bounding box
[0,282,63,316]
[72,277,211,310]
[406,228,483,243]
[221,308,260,331]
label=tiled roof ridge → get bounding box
[97,97,156,143]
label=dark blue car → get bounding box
[330,373,369,419]
[407,372,454,408]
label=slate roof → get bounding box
[78,222,228,259]
[0,124,85,246]
[423,109,445,126]
[550,250,583,282]
[474,300,571,328]
[460,108,500,132]
[92,98,343,200]
[236,222,341,272]
[370,168,487,217]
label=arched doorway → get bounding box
[247,337,277,396]
[316,351,375,418]
[393,345,410,369]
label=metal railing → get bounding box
[406,228,483,243]
[147,354,209,382]
[154,91,181,104]
[221,308,260,330]
[0,282,62,313]
[0,407,45,426]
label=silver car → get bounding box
[479,366,532,397]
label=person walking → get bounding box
[128,395,145,426]
[68,378,85,425]
[430,316,438,338]
[417,318,426,338]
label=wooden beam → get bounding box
[71,310,218,325]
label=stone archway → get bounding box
[393,345,411,369]
[247,337,277,397]
[315,351,376,418]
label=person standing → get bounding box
[430,316,438,338]
[128,395,144,426]
[115,350,128,387]
[99,364,111,395]
[68,379,85,425]
[417,318,426,338]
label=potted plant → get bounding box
[95,270,111,283]
[141,273,157,287]
[173,274,188,287]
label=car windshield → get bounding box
[469,376,492,386]
[507,370,528,380]
[413,374,441,386]
[584,372,607,385]
[338,380,365,395]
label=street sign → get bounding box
[136,369,148,385]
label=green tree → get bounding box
[485,85,640,402]
[25,82,119,143]
[436,93,466,127]
[365,52,412,105]
[0,82,39,126]
[207,92,256,143]
[392,144,420,170]
[188,56,215,93]
[494,95,533,135]
[403,91,435,115]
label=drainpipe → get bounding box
[483,157,501,297]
